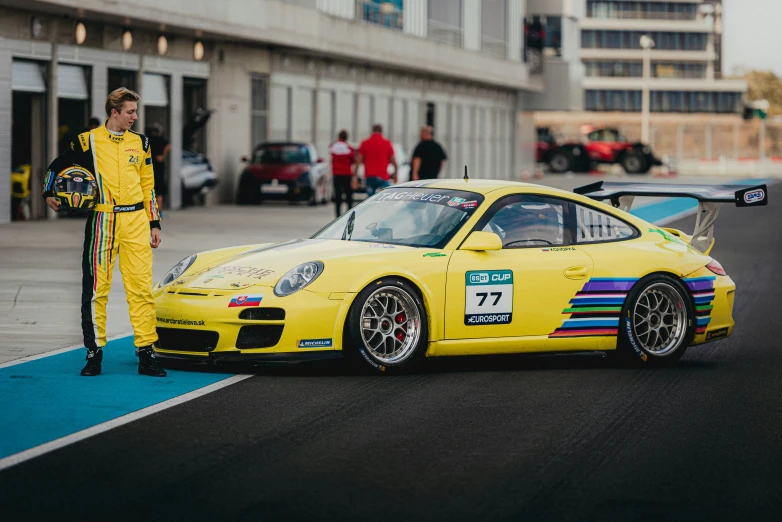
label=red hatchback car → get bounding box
[236,142,331,205]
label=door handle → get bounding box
[564,266,589,280]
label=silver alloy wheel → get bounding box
[632,282,687,356]
[360,286,422,365]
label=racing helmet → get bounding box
[53,166,99,210]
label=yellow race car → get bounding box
[153,179,768,371]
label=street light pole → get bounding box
[640,35,655,145]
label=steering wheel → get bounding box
[503,239,554,247]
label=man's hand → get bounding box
[150,228,162,249]
[45,197,60,212]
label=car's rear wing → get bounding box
[574,181,768,254]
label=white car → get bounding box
[181,150,218,206]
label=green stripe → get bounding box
[696,305,714,311]
[563,306,622,313]
[88,213,97,277]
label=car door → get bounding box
[445,194,594,340]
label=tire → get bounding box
[345,278,429,373]
[236,172,260,205]
[616,274,694,366]
[548,150,573,174]
[621,151,649,175]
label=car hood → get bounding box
[247,163,310,181]
[178,239,429,291]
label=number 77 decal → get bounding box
[465,270,513,325]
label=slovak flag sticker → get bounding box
[228,294,264,307]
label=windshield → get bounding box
[313,188,484,248]
[253,144,311,164]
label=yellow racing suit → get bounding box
[44,123,161,350]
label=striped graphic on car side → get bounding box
[684,276,716,334]
[549,278,639,338]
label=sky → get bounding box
[722,0,782,76]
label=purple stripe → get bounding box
[686,280,715,292]
[582,280,636,292]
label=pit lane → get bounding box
[1,179,780,521]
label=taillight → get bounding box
[706,259,726,276]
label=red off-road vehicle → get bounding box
[538,126,662,175]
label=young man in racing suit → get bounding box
[43,88,166,377]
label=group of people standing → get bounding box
[328,124,448,217]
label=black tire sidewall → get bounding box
[346,279,429,373]
[622,152,648,175]
[618,274,695,365]
[549,151,573,173]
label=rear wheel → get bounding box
[616,274,694,366]
[621,151,649,175]
[345,279,429,373]
[548,150,573,173]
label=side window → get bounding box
[482,196,566,248]
[575,204,636,243]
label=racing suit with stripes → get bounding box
[43,123,161,350]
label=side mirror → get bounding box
[461,231,502,252]
[317,157,324,163]
[241,156,249,163]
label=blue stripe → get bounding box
[570,298,626,306]
[696,317,712,326]
[683,276,717,282]
[0,336,235,460]
[145,157,152,165]
[562,319,620,328]
[694,295,715,304]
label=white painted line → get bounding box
[0,374,254,472]
[0,331,133,369]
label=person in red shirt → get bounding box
[356,123,397,197]
[328,130,357,217]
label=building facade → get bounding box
[526,0,747,115]
[1,0,542,224]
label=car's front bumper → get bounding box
[155,349,343,365]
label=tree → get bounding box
[744,70,782,117]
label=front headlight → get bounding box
[160,254,197,286]
[274,261,323,297]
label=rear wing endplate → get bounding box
[574,181,768,254]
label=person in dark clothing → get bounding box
[147,123,171,211]
[411,125,447,180]
[328,129,357,217]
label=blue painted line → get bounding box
[0,336,234,460]
[629,178,773,225]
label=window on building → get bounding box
[481,0,508,59]
[251,75,268,148]
[358,0,404,31]
[428,0,462,47]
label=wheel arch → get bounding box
[339,272,437,353]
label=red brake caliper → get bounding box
[395,313,406,341]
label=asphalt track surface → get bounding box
[2,184,781,521]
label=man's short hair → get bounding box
[105,87,140,117]
[338,129,349,141]
[372,124,383,133]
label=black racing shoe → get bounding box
[80,349,103,376]
[137,346,167,377]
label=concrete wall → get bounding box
[24,0,533,91]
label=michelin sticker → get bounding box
[298,338,333,349]
[465,270,513,325]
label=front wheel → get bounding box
[616,274,694,366]
[548,150,573,174]
[345,279,429,373]
[621,151,649,175]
